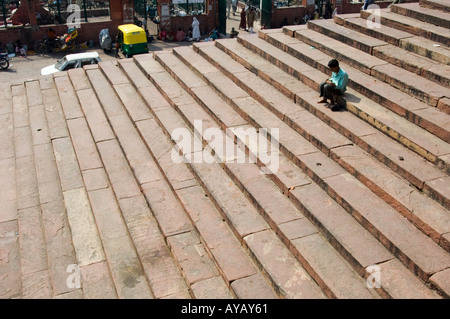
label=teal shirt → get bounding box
[330,68,348,93]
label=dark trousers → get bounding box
[319,82,346,110]
[319,82,343,101]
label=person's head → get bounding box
[328,59,340,72]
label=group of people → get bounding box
[157,16,201,42]
[0,40,26,57]
[239,3,257,33]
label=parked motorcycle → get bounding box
[0,53,10,70]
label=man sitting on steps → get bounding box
[318,59,348,112]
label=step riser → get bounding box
[398,39,450,66]
[293,28,447,108]
[360,10,450,46]
[390,5,450,29]
[307,22,378,55]
[263,32,450,175]
[335,17,407,46]
[371,48,450,89]
[420,0,450,13]
[335,16,449,65]
[94,63,257,298]
[152,51,390,299]
[180,45,450,286]
[239,35,449,188]
[130,56,308,298]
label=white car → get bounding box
[41,52,102,75]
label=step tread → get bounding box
[258,31,450,166]
[295,27,450,107]
[219,35,450,209]
[391,2,450,28]
[335,16,414,44]
[245,229,327,298]
[308,19,388,53]
[367,9,450,40]
[174,43,450,288]
[142,50,385,298]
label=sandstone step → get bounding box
[360,8,450,46]
[307,19,389,55]
[168,44,450,294]
[117,60,276,293]
[131,52,383,298]
[1,84,21,299]
[210,38,450,225]
[295,25,450,108]
[398,36,450,66]
[92,60,277,298]
[371,44,450,88]
[262,30,450,160]
[84,65,223,298]
[314,17,450,88]
[57,70,159,298]
[334,15,450,65]
[420,0,450,13]
[233,34,450,199]
[13,82,52,298]
[390,2,450,29]
[334,15,414,46]
[62,68,175,298]
[133,53,372,298]
[171,47,444,298]
[131,60,326,299]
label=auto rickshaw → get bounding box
[117,24,148,58]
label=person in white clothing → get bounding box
[192,17,201,41]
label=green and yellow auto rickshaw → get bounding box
[117,24,149,58]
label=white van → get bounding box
[41,52,102,75]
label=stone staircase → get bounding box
[1,0,449,299]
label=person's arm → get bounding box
[334,73,348,92]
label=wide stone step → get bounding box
[298,22,450,108]
[310,18,450,88]
[236,33,450,201]
[144,49,425,298]
[0,85,21,299]
[87,62,247,299]
[61,69,164,298]
[115,59,280,298]
[152,50,388,299]
[420,0,450,13]
[164,43,449,297]
[132,54,337,299]
[360,8,450,46]
[209,38,450,251]
[334,15,450,66]
[391,2,450,29]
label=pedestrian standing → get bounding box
[239,8,247,31]
[247,6,256,33]
[192,17,201,41]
